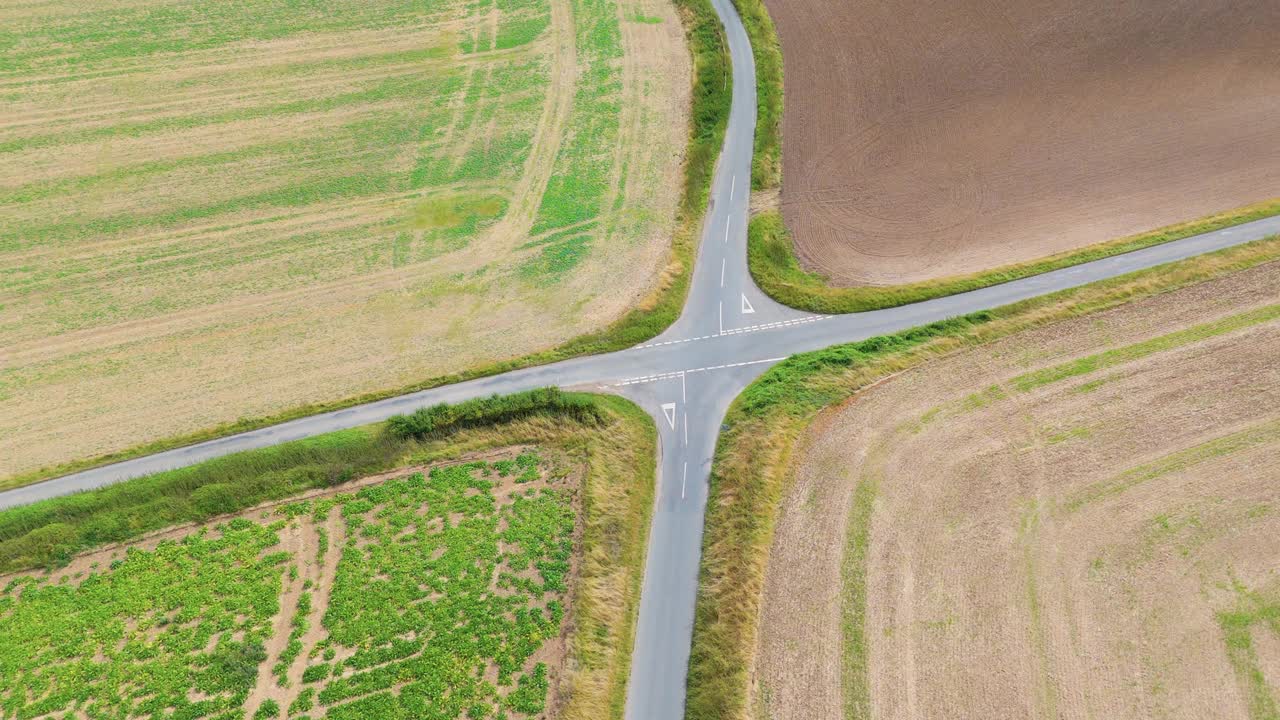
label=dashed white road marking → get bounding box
[610,357,789,387]
[723,219,730,244]
[720,258,726,287]
[718,301,724,334]
[681,461,688,500]
[634,315,830,349]
[730,175,736,201]
[683,412,688,447]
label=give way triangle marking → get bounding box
[741,293,755,314]
[661,403,677,430]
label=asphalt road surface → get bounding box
[5,0,1280,716]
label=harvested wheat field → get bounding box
[0,0,689,478]
[765,0,1280,285]
[758,261,1280,719]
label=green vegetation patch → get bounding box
[0,391,657,720]
[1218,585,1280,720]
[0,520,285,719]
[302,462,575,718]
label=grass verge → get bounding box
[748,199,1280,314]
[3,0,731,493]
[684,234,1280,720]
[726,0,782,190]
[0,391,655,720]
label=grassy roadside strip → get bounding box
[3,0,731,493]
[726,0,782,190]
[748,199,1280,314]
[683,234,1280,720]
[0,392,656,720]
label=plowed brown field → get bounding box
[765,0,1280,285]
[758,261,1280,719]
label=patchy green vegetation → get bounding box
[0,521,286,719]
[685,236,1280,720]
[0,393,657,720]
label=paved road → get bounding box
[5,0,1280,715]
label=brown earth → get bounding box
[757,261,1280,719]
[765,0,1280,285]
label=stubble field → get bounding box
[758,261,1280,719]
[763,0,1280,285]
[0,0,689,478]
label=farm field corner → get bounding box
[758,260,1280,719]
[733,0,1280,311]
[0,0,690,480]
[0,394,656,720]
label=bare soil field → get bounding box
[758,261,1280,719]
[0,0,689,478]
[764,0,1280,285]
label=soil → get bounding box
[0,0,690,480]
[764,0,1280,285]
[757,260,1280,719]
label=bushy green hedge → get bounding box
[0,389,605,573]
[387,388,605,440]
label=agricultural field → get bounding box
[0,449,605,719]
[757,260,1280,719]
[0,0,690,479]
[762,0,1280,285]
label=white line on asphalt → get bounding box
[720,258,725,287]
[683,412,688,447]
[610,357,789,387]
[634,316,831,349]
[681,461,688,499]
[723,219,730,244]
[718,301,723,334]
[681,371,686,403]
[730,175,736,201]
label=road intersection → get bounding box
[4,0,1280,715]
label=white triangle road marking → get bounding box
[741,293,755,314]
[661,403,677,430]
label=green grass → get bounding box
[840,477,876,720]
[683,236,1280,720]
[747,200,1280,315]
[1218,585,1280,720]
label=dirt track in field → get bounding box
[757,261,1280,719]
[764,0,1280,285]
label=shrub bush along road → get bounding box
[5,0,1280,715]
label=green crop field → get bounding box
[0,454,584,719]
[0,0,690,480]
